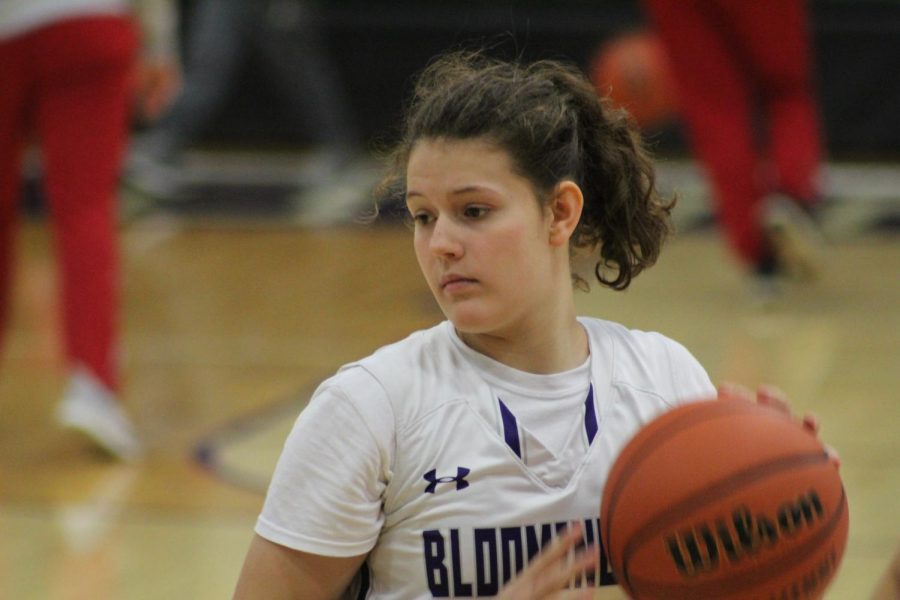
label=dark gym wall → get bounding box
[179,0,900,157]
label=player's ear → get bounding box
[548,180,583,247]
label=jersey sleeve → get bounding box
[255,368,394,557]
[662,336,717,404]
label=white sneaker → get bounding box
[764,194,824,280]
[56,369,143,462]
[291,158,380,227]
[747,273,782,308]
[122,141,185,202]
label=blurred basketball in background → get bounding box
[601,397,849,600]
[589,31,679,129]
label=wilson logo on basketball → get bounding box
[664,489,825,577]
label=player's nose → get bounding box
[429,217,464,258]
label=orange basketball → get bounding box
[600,398,849,600]
[589,31,678,129]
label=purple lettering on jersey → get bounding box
[474,528,499,595]
[500,526,524,582]
[525,522,555,561]
[450,528,473,595]
[423,529,450,596]
[423,519,617,596]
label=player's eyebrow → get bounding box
[406,184,502,200]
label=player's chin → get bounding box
[444,303,501,334]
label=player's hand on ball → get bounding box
[717,382,841,468]
[497,523,597,599]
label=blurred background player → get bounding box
[125,0,364,209]
[0,0,180,460]
[641,0,826,301]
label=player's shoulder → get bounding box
[579,316,709,390]
[323,321,470,423]
[350,320,457,376]
[580,316,685,358]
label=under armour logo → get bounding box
[423,467,470,494]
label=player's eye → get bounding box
[412,212,434,225]
[462,205,489,219]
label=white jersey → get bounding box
[256,318,716,598]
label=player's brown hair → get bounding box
[377,50,674,290]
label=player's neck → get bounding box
[458,314,588,375]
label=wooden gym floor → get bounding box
[0,164,897,599]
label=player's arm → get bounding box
[235,377,388,599]
[131,0,181,121]
[233,534,367,600]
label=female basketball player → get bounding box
[233,51,818,599]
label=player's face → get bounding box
[406,137,559,336]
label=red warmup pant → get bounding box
[643,0,823,265]
[0,16,137,392]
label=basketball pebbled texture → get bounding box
[600,398,849,600]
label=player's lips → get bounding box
[440,274,477,291]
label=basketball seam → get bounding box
[621,452,831,569]
[602,401,754,560]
